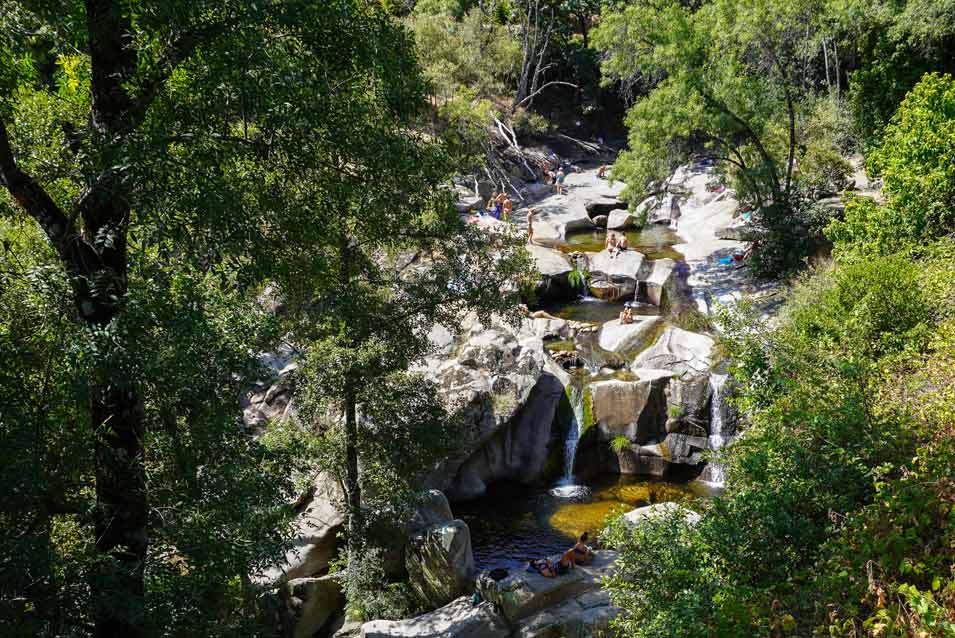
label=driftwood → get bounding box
[557,134,602,155]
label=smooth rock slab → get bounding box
[477,551,618,623]
[606,209,635,230]
[590,376,669,445]
[527,244,574,279]
[587,249,647,282]
[632,327,714,377]
[516,590,617,638]
[642,258,677,306]
[622,502,701,527]
[597,317,662,353]
[360,597,509,638]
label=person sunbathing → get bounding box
[527,558,557,578]
[519,303,558,321]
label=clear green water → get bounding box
[454,475,699,571]
[556,225,685,261]
[545,297,659,324]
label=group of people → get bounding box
[606,231,629,258]
[485,191,513,221]
[526,533,595,578]
[541,162,567,195]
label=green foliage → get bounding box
[610,435,630,453]
[594,0,851,276]
[829,73,955,257]
[407,5,521,100]
[0,0,531,635]
[607,233,955,635]
[836,0,955,148]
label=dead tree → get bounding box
[514,0,566,112]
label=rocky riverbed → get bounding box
[252,157,775,638]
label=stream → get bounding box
[458,222,713,572]
[456,474,702,572]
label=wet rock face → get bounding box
[424,319,567,501]
[571,327,738,480]
[526,244,577,304]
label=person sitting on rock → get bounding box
[493,192,507,220]
[606,232,619,259]
[616,234,629,252]
[619,306,634,325]
[572,532,595,564]
[557,548,576,574]
[597,165,609,179]
[542,163,553,184]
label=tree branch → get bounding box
[511,81,579,113]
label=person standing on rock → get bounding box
[555,168,566,195]
[526,208,535,244]
[670,194,682,230]
[502,195,513,221]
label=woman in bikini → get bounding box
[571,532,594,564]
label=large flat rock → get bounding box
[622,502,701,527]
[360,597,509,638]
[477,550,618,623]
[597,317,662,353]
[587,249,647,282]
[515,589,617,638]
[527,243,574,278]
[632,327,715,377]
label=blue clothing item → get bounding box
[493,203,503,219]
[719,256,735,266]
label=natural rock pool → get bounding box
[455,474,702,572]
[555,225,685,261]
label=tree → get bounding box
[829,73,955,258]
[592,0,851,275]
[1,1,508,635]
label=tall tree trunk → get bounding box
[92,384,146,638]
[343,389,362,579]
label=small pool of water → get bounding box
[454,475,698,572]
[556,225,684,261]
[545,296,659,324]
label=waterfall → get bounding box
[574,255,592,299]
[702,373,731,486]
[560,383,585,484]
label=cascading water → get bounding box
[701,373,732,486]
[549,381,592,501]
[560,383,585,484]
